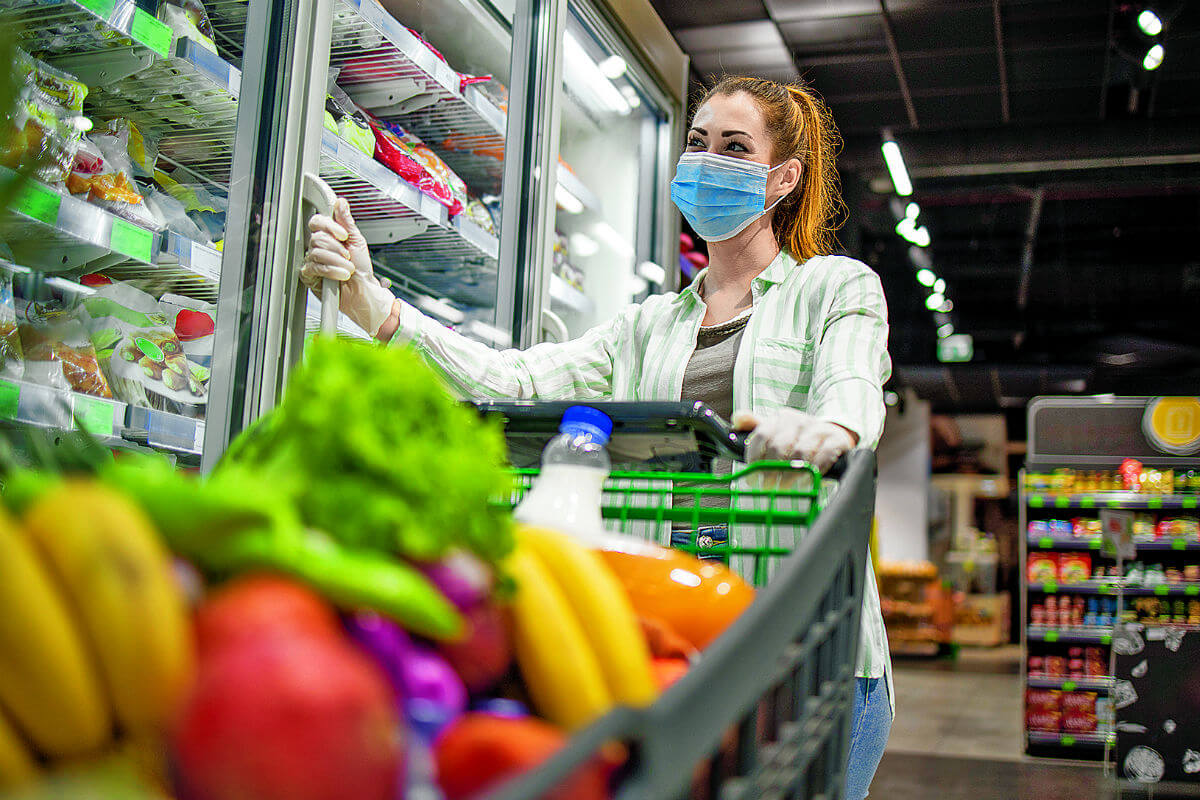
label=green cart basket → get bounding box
[478,402,877,800]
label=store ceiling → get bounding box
[646,0,1200,411]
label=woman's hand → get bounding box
[301,198,396,337]
[732,409,856,474]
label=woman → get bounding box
[303,76,893,797]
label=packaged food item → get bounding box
[4,50,88,184]
[142,186,211,245]
[1027,688,1061,711]
[1121,458,1143,491]
[0,274,25,381]
[1031,603,1045,626]
[1133,513,1156,538]
[1044,656,1067,677]
[1062,710,1097,734]
[1084,598,1099,626]
[1189,600,1200,625]
[157,0,217,53]
[17,299,113,398]
[1085,648,1107,677]
[68,132,161,229]
[1028,520,1050,538]
[1096,697,1114,734]
[155,170,228,246]
[1049,519,1072,538]
[394,126,468,216]
[158,293,215,368]
[1028,656,1044,676]
[81,282,208,415]
[1026,689,1062,731]
[1072,597,1085,627]
[464,198,497,236]
[103,119,158,179]
[1058,553,1091,584]
[1185,564,1200,582]
[1062,691,1096,714]
[1027,553,1059,583]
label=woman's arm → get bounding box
[383,297,628,401]
[806,263,892,449]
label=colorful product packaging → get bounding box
[1027,553,1059,583]
[1058,554,1092,584]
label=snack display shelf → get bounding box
[1027,675,1114,692]
[1028,580,1200,597]
[1027,534,1200,552]
[549,273,593,314]
[1027,493,1200,510]
[1,173,220,297]
[1027,625,1113,644]
[1026,731,1114,748]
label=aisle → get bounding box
[871,752,1117,800]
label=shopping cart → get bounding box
[479,402,877,800]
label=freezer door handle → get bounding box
[302,173,339,338]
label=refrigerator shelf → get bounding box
[1,172,220,297]
[1027,534,1200,552]
[1027,625,1113,644]
[550,273,593,314]
[1027,492,1200,510]
[328,0,507,195]
[0,378,126,443]
[125,406,204,456]
[1028,580,1200,597]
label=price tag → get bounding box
[1081,496,1095,508]
[1061,735,1076,747]
[1055,496,1069,508]
[1062,681,1077,691]
[131,8,172,57]
[1173,538,1187,551]
[1039,536,1054,548]
[1030,496,1045,508]
[13,181,61,226]
[110,219,154,263]
[0,380,18,420]
[1154,585,1170,596]
[1099,584,1112,595]
[1101,508,1136,560]
[1089,537,1103,550]
[1045,630,1059,642]
[75,0,117,18]
[76,397,114,438]
[1108,498,1122,508]
[1149,497,1163,509]
[1044,581,1058,593]
[1101,633,1112,645]
[1183,496,1197,509]
[1185,585,1199,596]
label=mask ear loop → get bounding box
[763,160,798,213]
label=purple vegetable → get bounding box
[418,551,492,612]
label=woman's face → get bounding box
[687,91,802,207]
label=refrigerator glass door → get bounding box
[550,2,673,338]
[0,0,271,466]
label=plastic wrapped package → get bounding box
[0,275,25,381]
[16,299,113,399]
[369,117,467,215]
[154,170,228,246]
[400,129,468,214]
[103,118,158,179]
[158,293,215,368]
[3,50,89,184]
[463,198,496,236]
[81,282,209,416]
[157,0,218,53]
[141,187,212,245]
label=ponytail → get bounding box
[699,77,845,260]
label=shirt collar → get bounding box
[675,250,801,306]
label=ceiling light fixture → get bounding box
[1143,43,1165,70]
[916,268,936,287]
[880,137,913,197]
[933,278,946,294]
[1137,8,1163,36]
[925,292,945,311]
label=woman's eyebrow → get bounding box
[723,130,752,138]
[689,127,707,135]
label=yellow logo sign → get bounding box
[1144,397,1200,455]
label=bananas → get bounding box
[0,479,194,789]
[0,508,110,758]
[508,524,657,731]
[23,482,194,734]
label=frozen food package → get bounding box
[103,119,159,179]
[154,170,228,245]
[158,293,215,368]
[463,197,497,235]
[17,299,113,399]
[3,50,89,184]
[0,273,25,381]
[141,186,211,244]
[157,0,217,53]
[395,127,468,214]
[367,117,462,214]
[67,133,162,229]
[81,282,208,416]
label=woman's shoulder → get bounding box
[791,253,878,284]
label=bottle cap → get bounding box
[559,405,613,445]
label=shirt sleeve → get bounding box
[388,298,626,400]
[806,262,892,449]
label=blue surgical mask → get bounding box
[670,152,787,242]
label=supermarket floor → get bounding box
[869,647,1135,799]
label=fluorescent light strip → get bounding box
[555,184,584,214]
[881,140,913,196]
[563,30,631,117]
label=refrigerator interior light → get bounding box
[592,221,634,258]
[555,183,585,214]
[569,232,600,258]
[637,261,666,284]
[627,274,649,295]
[598,55,627,79]
[563,30,632,117]
[416,295,465,324]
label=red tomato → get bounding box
[193,574,342,660]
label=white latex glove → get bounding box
[732,409,856,474]
[300,198,395,337]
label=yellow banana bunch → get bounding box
[508,524,657,731]
[0,709,37,790]
[0,509,110,761]
[23,482,195,735]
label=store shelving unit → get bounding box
[1021,396,1200,763]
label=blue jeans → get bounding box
[845,675,892,799]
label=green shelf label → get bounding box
[1099,584,1113,595]
[1045,630,1059,642]
[131,8,172,57]
[1186,585,1199,596]
[75,0,116,18]
[1173,538,1188,551]
[1089,538,1103,550]
[1062,681,1077,691]
[1149,497,1163,509]
[1081,497,1095,508]
[1101,634,1112,645]
[1044,581,1058,593]
[1055,496,1070,509]
[1108,498,1122,508]
[76,397,114,438]
[1030,496,1045,508]
[0,381,18,420]
[13,181,61,226]
[1155,585,1170,596]
[110,219,154,263]
[1039,536,1054,548]
[1184,497,1197,509]
[1061,735,1076,747]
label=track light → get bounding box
[1138,9,1163,36]
[925,292,944,311]
[1143,43,1165,70]
[880,138,913,197]
[916,268,936,287]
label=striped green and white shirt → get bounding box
[391,250,893,696]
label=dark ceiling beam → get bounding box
[877,0,918,129]
[1015,187,1044,312]
[839,119,1200,174]
[1100,0,1116,119]
[991,0,1010,124]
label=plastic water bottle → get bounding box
[513,406,613,542]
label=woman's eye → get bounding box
[686,138,704,148]
[726,141,748,153]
